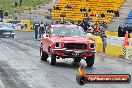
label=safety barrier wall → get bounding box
[130,33,132,38]
[106,36,124,45]
[88,34,132,60]
[125,46,132,60]
[130,39,132,46]
[105,44,132,60]
[106,36,132,46]
[87,34,103,53]
[105,31,118,36]
[105,44,124,58]
[5,19,32,31]
[105,35,132,58]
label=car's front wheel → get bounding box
[86,54,95,67]
[10,35,14,38]
[40,47,48,61]
[11,35,14,38]
[49,53,56,65]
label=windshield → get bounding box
[125,18,132,24]
[52,26,86,36]
[0,23,13,28]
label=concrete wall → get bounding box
[105,44,124,58]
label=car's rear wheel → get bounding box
[10,35,14,38]
[86,54,95,67]
[49,53,56,65]
[40,47,48,61]
[74,58,81,62]
[11,35,14,38]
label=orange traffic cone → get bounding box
[122,31,129,46]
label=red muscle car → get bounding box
[40,24,96,67]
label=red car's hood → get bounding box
[50,36,94,43]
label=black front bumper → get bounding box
[0,30,15,37]
[52,48,96,57]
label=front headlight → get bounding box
[55,42,61,48]
[89,43,95,49]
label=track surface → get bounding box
[0,31,132,88]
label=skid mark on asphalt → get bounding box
[0,38,40,51]
[0,61,31,88]
[0,39,28,51]
[13,38,40,49]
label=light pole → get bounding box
[14,11,17,20]
[29,12,32,24]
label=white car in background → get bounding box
[0,22,15,38]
